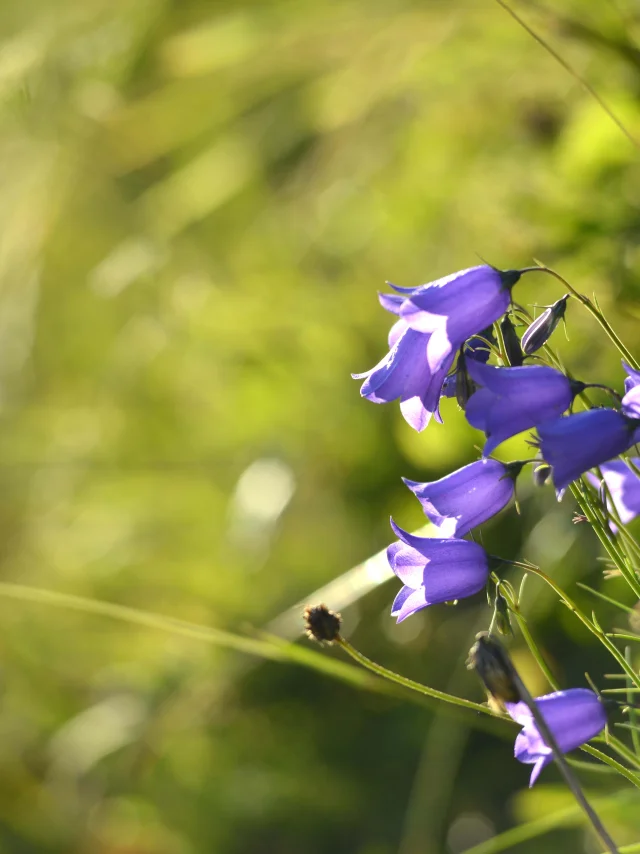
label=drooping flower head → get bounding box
[537,408,640,496]
[353,292,453,431]
[399,265,521,372]
[403,458,523,538]
[386,519,489,622]
[586,458,640,527]
[465,362,583,455]
[506,688,607,786]
[353,265,518,432]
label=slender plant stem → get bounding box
[583,383,623,404]
[626,647,640,756]
[494,0,640,153]
[508,669,619,852]
[570,481,640,599]
[501,587,559,691]
[522,568,640,689]
[580,744,640,788]
[520,264,639,369]
[602,733,640,771]
[336,637,499,718]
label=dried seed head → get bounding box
[304,604,342,644]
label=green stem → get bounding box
[523,568,640,689]
[627,646,640,757]
[523,264,639,369]
[502,589,559,691]
[336,637,499,719]
[509,669,619,852]
[601,732,640,771]
[570,481,640,599]
[580,744,640,789]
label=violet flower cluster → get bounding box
[353,262,640,785]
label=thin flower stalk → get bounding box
[627,646,640,758]
[522,568,640,690]
[570,481,640,599]
[336,637,501,718]
[527,264,639,371]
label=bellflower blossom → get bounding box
[387,519,489,622]
[399,265,521,373]
[537,408,640,495]
[623,361,640,394]
[465,362,583,455]
[505,689,607,786]
[402,458,523,537]
[353,292,454,432]
[586,458,640,526]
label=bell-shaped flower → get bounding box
[587,458,640,526]
[387,519,489,622]
[505,689,607,786]
[465,362,583,455]
[353,291,455,431]
[623,361,640,394]
[398,265,521,372]
[402,458,523,537]
[622,376,640,420]
[353,328,454,432]
[521,294,570,355]
[536,408,640,495]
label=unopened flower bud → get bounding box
[467,632,521,704]
[494,591,512,636]
[500,315,524,367]
[521,294,570,355]
[304,604,342,644]
[455,351,475,409]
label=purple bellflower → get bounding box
[505,688,607,786]
[387,519,489,622]
[537,408,640,495]
[623,361,640,394]
[465,362,583,456]
[402,458,523,538]
[587,458,640,526]
[622,375,640,420]
[353,292,454,432]
[399,265,521,373]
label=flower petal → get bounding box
[393,587,429,622]
[402,458,514,537]
[538,409,638,494]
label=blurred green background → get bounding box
[1,0,640,852]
